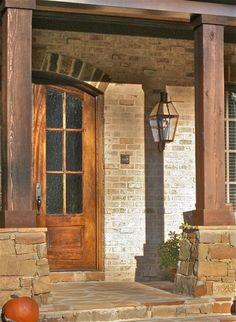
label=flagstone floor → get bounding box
[39,281,236,321]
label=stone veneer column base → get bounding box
[0,228,50,307]
[175,226,236,298]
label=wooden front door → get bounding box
[33,84,97,270]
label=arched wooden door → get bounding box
[33,84,98,271]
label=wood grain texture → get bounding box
[95,94,104,271]
[33,84,47,227]
[36,0,236,20]
[193,15,233,224]
[194,22,225,210]
[1,8,34,227]
[1,0,36,10]
[33,84,98,270]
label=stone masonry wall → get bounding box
[0,228,50,307]
[104,83,145,281]
[175,226,236,298]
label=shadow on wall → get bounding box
[231,300,236,315]
[135,88,166,281]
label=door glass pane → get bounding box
[66,95,82,129]
[47,174,63,214]
[46,89,63,128]
[66,132,82,171]
[229,153,236,181]
[66,174,82,214]
[229,184,236,212]
[229,121,236,150]
[46,131,63,171]
[228,91,236,118]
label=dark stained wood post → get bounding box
[191,15,235,225]
[1,0,36,227]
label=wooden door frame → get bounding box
[33,71,104,271]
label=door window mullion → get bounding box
[63,92,67,215]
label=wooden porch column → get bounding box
[190,15,235,225]
[1,0,36,227]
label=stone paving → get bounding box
[129,317,236,321]
[39,281,236,321]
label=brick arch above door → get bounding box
[32,51,111,92]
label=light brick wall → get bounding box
[32,30,194,87]
[104,84,145,281]
[164,86,195,238]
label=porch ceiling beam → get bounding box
[33,10,236,43]
[35,0,236,22]
[33,11,193,40]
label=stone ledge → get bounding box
[192,226,236,230]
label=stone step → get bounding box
[39,281,234,322]
[39,300,234,322]
[49,271,105,283]
[123,315,236,321]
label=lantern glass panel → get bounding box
[157,116,170,141]
[149,118,159,142]
[148,92,179,147]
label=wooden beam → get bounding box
[36,0,236,20]
[33,11,193,40]
[190,0,236,4]
[190,15,235,225]
[0,0,36,11]
[32,10,236,43]
[1,6,35,227]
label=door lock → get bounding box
[36,183,41,215]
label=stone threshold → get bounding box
[0,227,47,233]
[50,271,105,283]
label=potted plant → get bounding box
[158,224,192,280]
[157,231,181,280]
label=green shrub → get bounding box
[158,231,181,270]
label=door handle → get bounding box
[36,183,41,215]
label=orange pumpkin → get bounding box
[2,296,39,322]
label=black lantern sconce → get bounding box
[149,91,179,152]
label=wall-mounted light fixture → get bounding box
[149,91,179,152]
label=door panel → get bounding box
[33,85,97,270]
